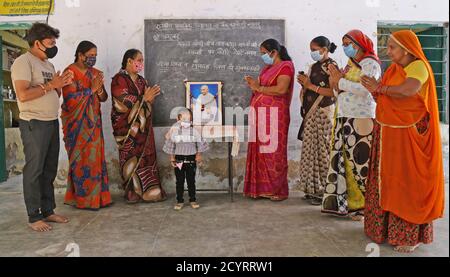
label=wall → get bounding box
[1,0,449,192]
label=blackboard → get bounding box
[144,19,285,126]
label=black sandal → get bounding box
[310,198,322,206]
[350,211,364,221]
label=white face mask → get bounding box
[180,121,191,128]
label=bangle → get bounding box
[382,85,390,96]
[374,83,383,95]
[315,86,321,93]
[97,88,105,95]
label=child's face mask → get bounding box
[180,120,191,128]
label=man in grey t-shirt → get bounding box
[11,23,73,232]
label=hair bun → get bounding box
[329,42,337,54]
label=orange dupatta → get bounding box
[376,30,445,225]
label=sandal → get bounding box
[190,202,200,209]
[125,191,141,204]
[394,244,421,253]
[310,197,322,206]
[174,203,184,211]
[270,196,286,201]
[350,211,364,221]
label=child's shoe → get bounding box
[190,202,200,209]
[174,203,184,211]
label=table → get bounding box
[195,125,241,202]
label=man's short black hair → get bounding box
[25,22,60,47]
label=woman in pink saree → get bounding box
[244,39,295,201]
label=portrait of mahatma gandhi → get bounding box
[185,82,223,126]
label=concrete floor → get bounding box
[0,169,448,257]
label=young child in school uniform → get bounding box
[163,108,209,211]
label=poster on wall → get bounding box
[0,0,54,16]
[185,81,223,126]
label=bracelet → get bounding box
[46,82,54,91]
[315,85,321,93]
[38,84,47,95]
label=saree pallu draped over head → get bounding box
[376,30,444,225]
[342,29,380,90]
[111,70,166,202]
[344,29,380,65]
[61,65,112,209]
[244,61,295,200]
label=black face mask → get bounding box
[38,41,58,59]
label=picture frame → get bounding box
[185,81,223,126]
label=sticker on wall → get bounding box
[0,0,54,16]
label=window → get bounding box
[377,23,449,123]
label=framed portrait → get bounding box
[185,81,223,126]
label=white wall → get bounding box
[1,0,449,189]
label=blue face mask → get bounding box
[261,52,274,65]
[310,50,324,62]
[343,44,358,58]
[84,56,96,67]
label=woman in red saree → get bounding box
[111,49,166,204]
[62,41,112,209]
[244,39,295,201]
[361,30,445,253]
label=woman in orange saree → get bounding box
[361,30,445,253]
[243,39,295,201]
[62,41,112,210]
